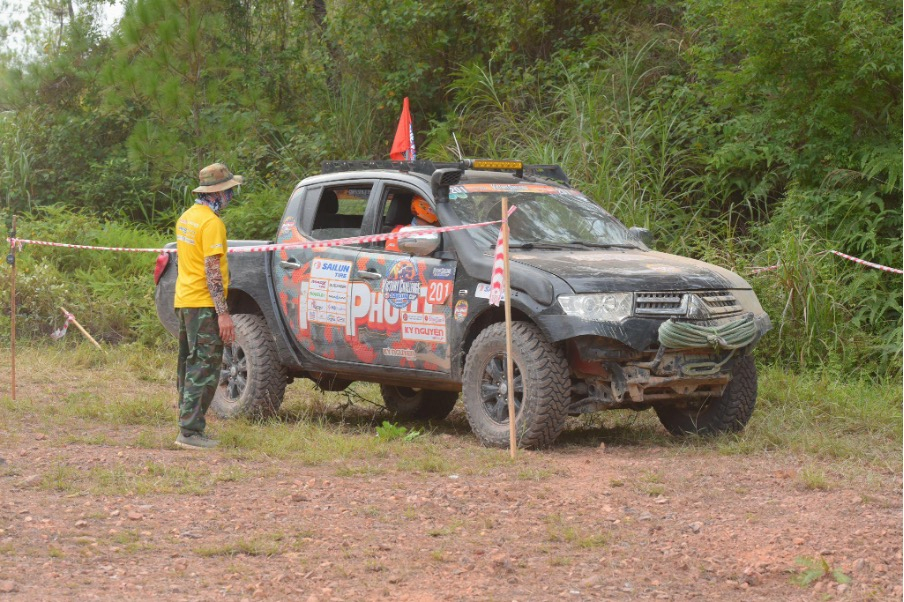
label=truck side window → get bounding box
[310,185,371,241]
[380,189,415,233]
[377,186,432,251]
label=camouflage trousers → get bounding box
[176,308,224,437]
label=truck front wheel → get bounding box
[212,314,287,419]
[462,322,570,448]
[380,385,458,421]
[654,355,757,436]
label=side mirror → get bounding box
[628,226,653,248]
[397,226,441,256]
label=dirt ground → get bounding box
[1,412,901,602]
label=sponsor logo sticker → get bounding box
[382,348,417,359]
[474,282,504,301]
[401,323,447,343]
[383,260,421,309]
[454,300,468,322]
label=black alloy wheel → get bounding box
[220,344,248,402]
[477,354,524,424]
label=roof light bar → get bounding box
[467,159,524,171]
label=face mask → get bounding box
[197,188,234,214]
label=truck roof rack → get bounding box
[320,160,570,187]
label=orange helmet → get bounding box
[411,197,437,224]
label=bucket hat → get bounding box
[193,163,244,193]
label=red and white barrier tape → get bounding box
[488,206,517,307]
[5,215,510,255]
[50,311,75,340]
[826,250,903,275]
[749,250,903,276]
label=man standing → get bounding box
[173,163,242,449]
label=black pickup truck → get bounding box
[155,160,771,448]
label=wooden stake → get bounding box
[9,215,16,402]
[502,197,516,458]
[60,307,105,353]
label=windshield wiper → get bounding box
[565,241,640,249]
[504,242,578,250]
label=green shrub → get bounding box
[0,205,168,344]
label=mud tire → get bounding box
[380,385,458,421]
[462,322,570,449]
[655,355,757,436]
[212,314,286,419]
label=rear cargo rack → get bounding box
[321,160,570,186]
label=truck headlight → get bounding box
[557,293,633,322]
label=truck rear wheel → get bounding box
[380,385,458,421]
[462,322,570,448]
[654,355,757,436]
[212,314,286,419]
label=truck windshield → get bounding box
[447,183,636,248]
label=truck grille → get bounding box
[634,291,743,318]
[695,291,743,317]
[633,292,687,315]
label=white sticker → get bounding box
[307,258,352,327]
[383,348,417,359]
[401,312,446,326]
[401,323,447,343]
[474,282,504,301]
[311,259,352,281]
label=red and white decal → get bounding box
[402,323,447,343]
[426,279,453,304]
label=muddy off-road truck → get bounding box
[155,160,771,448]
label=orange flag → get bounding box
[390,97,416,160]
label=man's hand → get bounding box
[218,313,235,345]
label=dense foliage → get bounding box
[0,0,901,375]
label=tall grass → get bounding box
[449,44,720,256]
[0,112,36,214]
[445,40,901,377]
[0,205,169,344]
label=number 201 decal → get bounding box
[426,280,453,305]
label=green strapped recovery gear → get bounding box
[657,314,759,376]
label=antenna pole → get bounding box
[452,132,464,162]
[8,214,17,402]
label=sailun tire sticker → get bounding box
[5,212,515,255]
[749,250,903,276]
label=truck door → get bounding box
[347,185,456,374]
[271,182,376,365]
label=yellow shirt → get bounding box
[174,204,229,308]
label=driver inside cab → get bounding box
[386,196,437,252]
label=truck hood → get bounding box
[509,248,751,293]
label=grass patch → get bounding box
[111,529,155,554]
[1,345,900,478]
[558,365,901,471]
[42,463,80,492]
[797,466,832,491]
[716,366,903,468]
[792,555,851,587]
[544,514,608,549]
[37,461,250,496]
[62,432,116,446]
[517,467,560,481]
[195,532,299,558]
[427,520,462,537]
[64,395,172,426]
[335,464,386,477]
